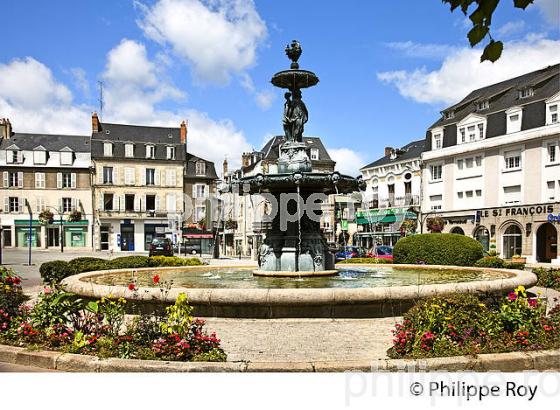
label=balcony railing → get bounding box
[97,209,172,218]
[368,195,420,209]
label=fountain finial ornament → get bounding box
[285,40,302,69]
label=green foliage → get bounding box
[533,268,560,291]
[426,216,445,233]
[30,289,84,329]
[110,256,150,269]
[71,257,111,274]
[160,293,194,338]
[388,287,558,359]
[442,0,535,62]
[393,233,483,266]
[39,261,76,285]
[336,258,392,264]
[148,256,203,267]
[191,349,228,362]
[0,268,28,332]
[475,256,505,268]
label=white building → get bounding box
[422,64,560,264]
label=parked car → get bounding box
[149,237,173,257]
[367,245,393,261]
[334,246,365,261]
[173,242,202,255]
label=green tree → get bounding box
[442,0,535,62]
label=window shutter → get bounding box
[112,168,118,185]
[17,172,23,188]
[18,198,24,213]
[141,170,146,186]
[3,172,8,188]
[192,185,197,199]
[155,169,160,185]
[71,173,77,189]
[70,198,76,211]
[155,195,160,211]
[58,198,63,213]
[3,197,9,212]
[134,195,140,212]
[120,194,125,211]
[16,151,23,163]
[56,172,62,189]
[131,169,135,185]
[35,173,39,188]
[97,167,103,184]
[6,153,13,164]
[161,170,167,186]
[98,195,104,211]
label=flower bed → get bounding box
[533,268,560,292]
[388,286,560,359]
[336,258,392,264]
[0,267,226,363]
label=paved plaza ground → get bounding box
[1,249,559,371]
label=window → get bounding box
[477,123,484,139]
[9,197,20,213]
[429,195,442,210]
[165,169,177,186]
[146,145,155,159]
[548,104,558,124]
[506,108,522,134]
[35,197,45,213]
[504,151,521,170]
[503,185,521,204]
[124,168,135,185]
[518,88,534,99]
[103,194,114,211]
[476,100,489,111]
[547,181,555,201]
[430,164,442,181]
[125,144,134,158]
[475,156,482,167]
[4,171,22,188]
[166,194,176,212]
[460,128,466,143]
[62,198,73,213]
[465,158,473,168]
[146,195,156,211]
[433,133,442,150]
[466,190,473,198]
[310,148,319,160]
[457,159,464,170]
[467,125,476,142]
[63,173,72,188]
[35,172,45,188]
[476,189,482,197]
[195,161,206,176]
[443,111,454,119]
[57,172,76,189]
[7,150,23,164]
[125,194,135,212]
[457,192,464,199]
[60,151,73,165]
[195,184,207,198]
[103,143,113,157]
[503,225,522,258]
[103,167,113,184]
[195,205,206,222]
[33,150,47,164]
[145,169,155,185]
[548,143,558,163]
[166,146,176,160]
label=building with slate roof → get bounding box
[91,113,187,252]
[0,118,93,249]
[357,139,426,248]
[422,64,560,264]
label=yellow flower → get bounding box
[478,303,485,308]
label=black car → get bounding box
[149,238,173,257]
[173,242,201,255]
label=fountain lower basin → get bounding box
[62,264,537,319]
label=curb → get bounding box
[1,344,559,372]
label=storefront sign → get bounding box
[549,213,560,223]
[184,234,214,239]
[480,205,554,218]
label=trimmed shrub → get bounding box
[393,233,483,266]
[504,262,526,270]
[336,258,392,264]
[39,260,76,284]
[110,256,150,269]
[475,256,505,268]
[69,257,110,274]
[148,256,203,267]
[534,268,560,291]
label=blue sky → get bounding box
[1,0,559,174]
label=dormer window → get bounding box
[506,107,522,134]
[7,149,23,164]
[166,146,176,160]
[518,87,534,99]
[476,100,489,111]
[310,148,319,160]
[443,111,455,120]
[146,145,155,159]
[549,105,558,124]
[125,143,134,158]
[60,151,74,165]
[195,161,206,176]
[33,148,47,165]
[103,142,113,157]
[432,130,443,150]
[457,114,486,144]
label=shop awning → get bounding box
[356,208,417,225]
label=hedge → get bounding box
[534,268,560,291]
[40,256,203,284]
[336,258,392,264]
[393,233,483,266]
[475,256,525,270]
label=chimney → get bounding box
[0,118,13,139]
[180,120,187,144]
[242,153,250,168]
[223,157,228,176]
[384,146,393,157]
[92,112,100,133]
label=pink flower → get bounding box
[508,292,517,301]
[528,299,537,307]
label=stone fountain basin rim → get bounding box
[61,264,537,306]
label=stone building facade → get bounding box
[422,64,560,264]
[91,114,187,252]
[0,119,93,249]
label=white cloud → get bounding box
[377,36,560,106]
[535,0,560,26]
[69,67,90,97]
[239,72,276,110]
[384,41,459,60]
[0,57,90,135]
[328,148,366,177]
[136,0,267,84]
[496,20,526,37]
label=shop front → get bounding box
[144,223,170,250]
[15,220,41,248]
[355,208,417,247]
[182,231,214,255]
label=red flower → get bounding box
[13,277,21,285]
[544,325,553,332]
[508,292,517,301]
[528,299,538,307]
[152,275,160,285]
[128,283,136,291]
